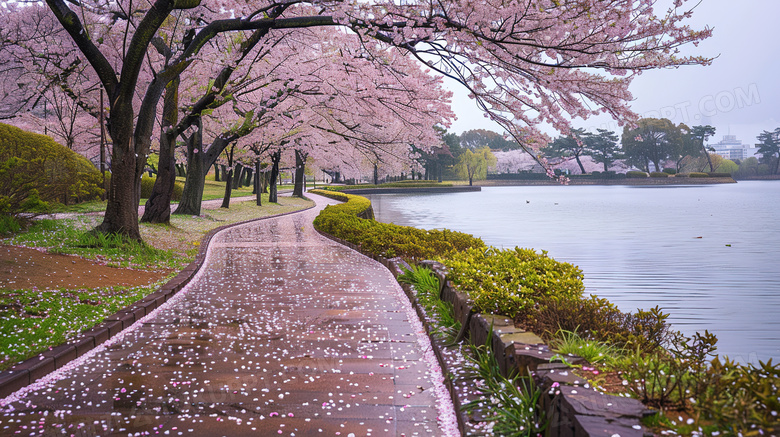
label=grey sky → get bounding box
[445,0,780,147]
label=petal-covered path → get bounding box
[0,194,458,436]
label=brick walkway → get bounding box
[0,193,457,436]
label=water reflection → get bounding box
[368,181,780,363]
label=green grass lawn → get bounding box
[1,194,313,370]
[49,175,297,213]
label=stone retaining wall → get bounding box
[340,186,482,194]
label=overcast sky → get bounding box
[445,0,780,146]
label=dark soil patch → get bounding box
[0,245,172,290]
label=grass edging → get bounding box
[0,203,316,399]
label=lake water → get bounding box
[366,181,780,363]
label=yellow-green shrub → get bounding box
[140,175,183,201]
[443,247,585,317]
[0,123,103,213]
[310,189,484,259]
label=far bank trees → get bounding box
[757,128,780,175]
[622,119,716,173]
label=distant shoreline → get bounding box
[473,177,737,186]
[339,186,481,194]
[331,175,780,193]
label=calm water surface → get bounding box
[367,181,780,363]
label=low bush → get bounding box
[442,247,584,317]
[662,168,677,175]
[675,173,690,178]
[623,330,718,411]
[0,123,104,214]
[707,172,733,178]
[0,214,22,236]
[310,189,485,259]
[689,172,710,178]
[649,172,669,178]
[140,175,184,201]
[693,356,780,433]
[626,170,649,178]
[517,294,671,353]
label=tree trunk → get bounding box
[96,95,149,241]
[575,153,586,174]
[96,141,142,239]
[261,167,269,193]
[221,144,235,209]
[373,163,379,185]
[255,160,262,206]
[214,163,221,182]
[141,77,180,224]
[703,148,714,172]
[293,149,307,197]
[269,150,281,203]
[175,127,236,216]
[244,167,253,187]
[231,164,243,189]
[252,169,258,195]
[174,117,206,216]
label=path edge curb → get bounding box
[0,201,316,399]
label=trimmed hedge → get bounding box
[311,189,485,259]
[649,172,669,178]
[689,172,710,178]
[626,170,648,178]
[662,168,677,175]
[444,247,584,317]
[1,123,104,214]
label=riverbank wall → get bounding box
[340,185,482,194]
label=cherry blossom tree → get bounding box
[2,0,711,241]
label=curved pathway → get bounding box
[0,193,457,436]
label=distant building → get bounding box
[708,135,760,161]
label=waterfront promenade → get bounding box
[0,193,457,436]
